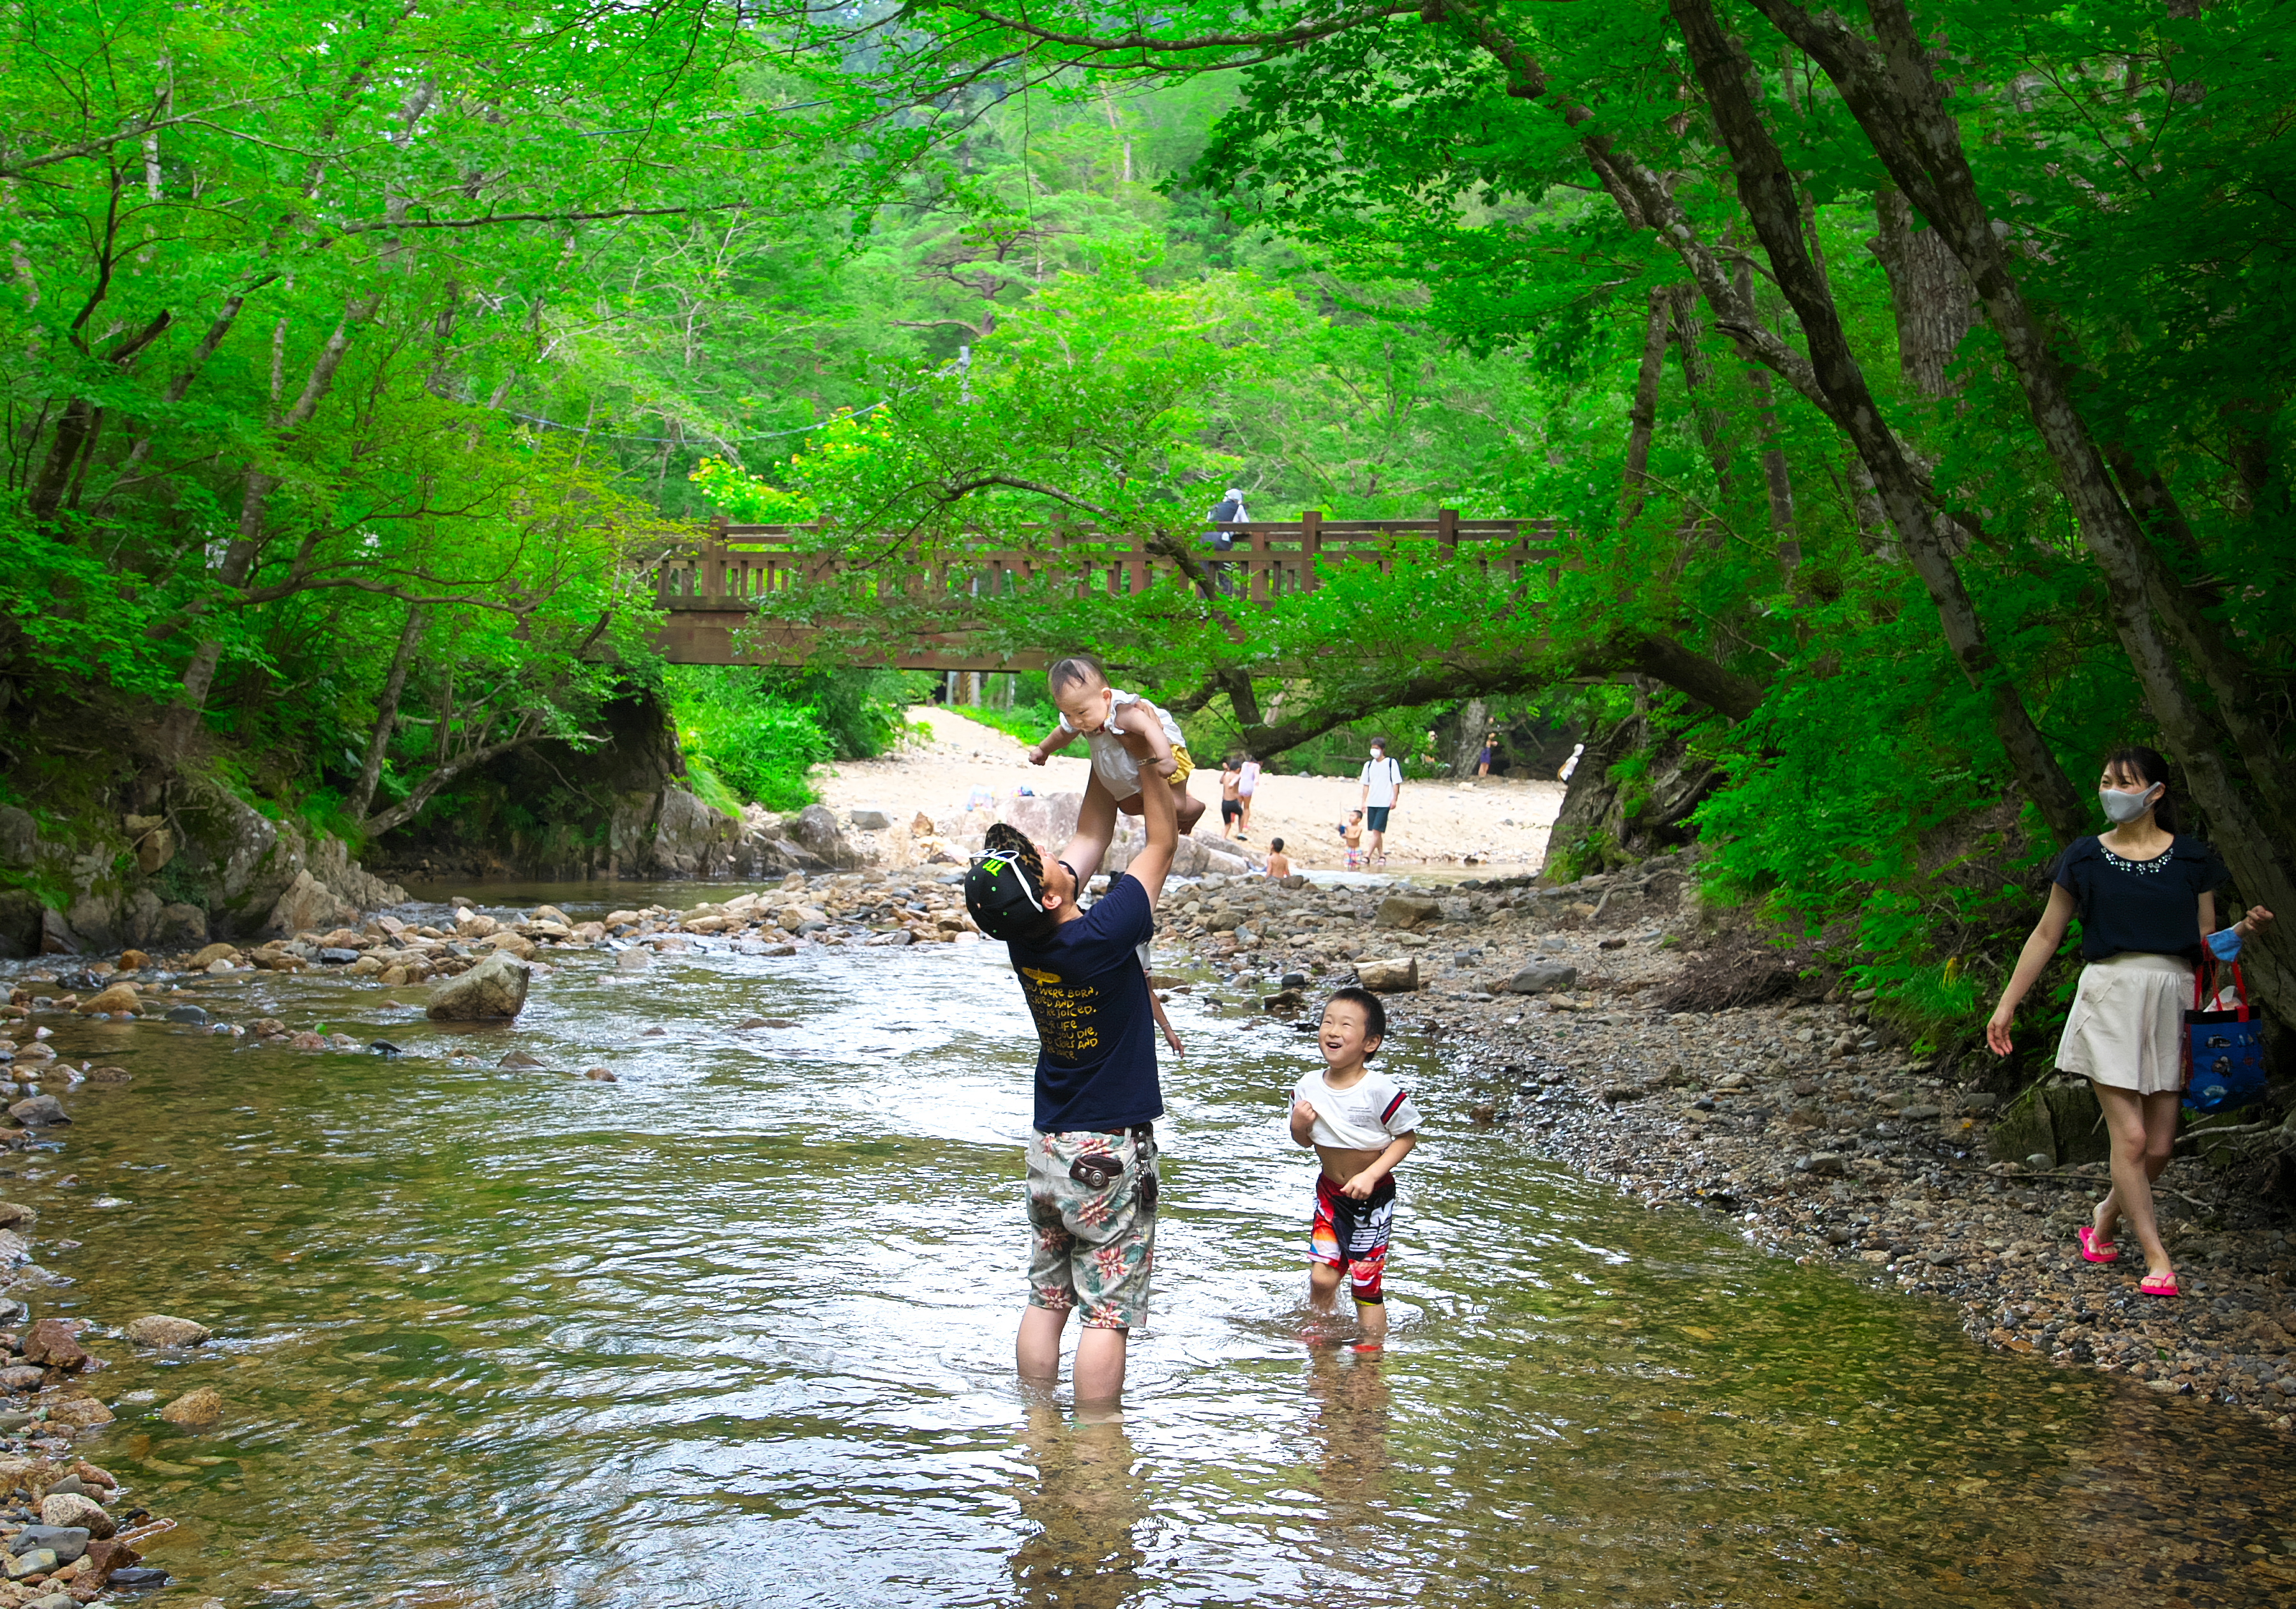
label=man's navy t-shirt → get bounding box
[1005,873,1162,1133]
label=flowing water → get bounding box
[11,881,2296,1607]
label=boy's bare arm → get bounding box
[1344,1133,1417,1197]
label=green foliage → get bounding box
[667,669,834,812]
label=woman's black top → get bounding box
[2052,835,2226,962]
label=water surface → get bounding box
[13,882,2295,1606]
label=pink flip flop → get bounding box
[2076,1225,2119,1264]
[2140,1272,2180,1298]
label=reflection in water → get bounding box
[1,879,2290,1606]
[1010,1403,1147,1609]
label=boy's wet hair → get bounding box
[1046,656,1107,695]
[1269,836,1285,851]
[1324,986,1386,1054]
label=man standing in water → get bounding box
[965,766,1179,1405]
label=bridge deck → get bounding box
[648,511,1561,669]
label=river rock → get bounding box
[532,904,571,927]
[21,1319,86,1370]
[162,1004,210,1025]
[123,1315,211,1348]
[6,1548,61,1580]
[158,1386,222,1427]
[497,1051,548,1071]
[73,984,137,1016]
[75,1537,139,1591]
[849,808,892,831]
[478,932,538,962]
[6,1096,66,1128]
[0,1365,42,1391]
[116,949,151,972]
[1374,894,1442,930]
[865,930,913,947]
[43,1398,112,1429]
[186,942,239,969]
[0,1202,31,1228]
[792,804,865,870]
[615,948,651,971]
[10,1527,90,1566]
[1505,960,1578,995]
[266,869,356,938]
[1355,957,1420,992]
[584,1068,617,1082]
[0,806,33,869]
[426,951,531,1021]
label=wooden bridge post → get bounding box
[1301,510,1322,593]
[1438,507,1460,561]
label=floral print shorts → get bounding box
[1026,1126,1159,1331]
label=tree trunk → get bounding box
[1671,0,2088,849]
[1869,183,1974,399]
[1751,0,2296,990]
[351,604,426,820]
[1733,264,1797,543]
[158,296,381,759]
[1621,287,1672,522]
[1667,287,1738,505]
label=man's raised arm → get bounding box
[1125,763,1179,904]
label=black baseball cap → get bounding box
[966,824,1061,942]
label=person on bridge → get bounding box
[1984,745,2274,1299]
[1201,488,1248,598]
[964,741,1181,1406]
[1025,658,1205,839]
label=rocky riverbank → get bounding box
[1137,854,2296,1432]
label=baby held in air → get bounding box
[1025,656,1206,837]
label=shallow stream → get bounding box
[11,881,2296,1606]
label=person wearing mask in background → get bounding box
[1237,753,1262,837]
[1985,746,2274,1300]
[1357,737,1403,866]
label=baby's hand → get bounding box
[1025,745,1048,766]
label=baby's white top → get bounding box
[1292,1066,1420,1151]
[1058,688,1184,802]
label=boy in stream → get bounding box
[1024,656,1205,839]
[1289,987,1419,1348]
[965,752,1180,1405]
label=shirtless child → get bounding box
[1288,987,1419,1348]
[1026,657,1205,837]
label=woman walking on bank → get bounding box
[1986,747,2272,1297]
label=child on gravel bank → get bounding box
[1289,986,1419,1348]
[1026,658,1205,838]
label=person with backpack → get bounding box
[1984,746,2273,1299]
[1201,488,1248,598]
[1357,737,1403,866]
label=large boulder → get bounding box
[1356,957,1421,992]
[267,870,356,937]
[0,889,40,960]
[0,805,34,868]
[40,907,81,955]
[792,804,865,870]
[123,1315,212,1348]
[425,951,531,1021]
[1505,960,1579,994]
[1375,894,1442,930]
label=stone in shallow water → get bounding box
[162,1004,209,1025]
[1505,960,1578,995]
[37,1492,111,1537]
[158,1386,222,1427]
[426,952,531,1021]
[123,1315,211,1348]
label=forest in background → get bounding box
[4,1,2293,1061]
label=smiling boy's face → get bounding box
[1319,999,1380,1069]
[1054,676,1113,734]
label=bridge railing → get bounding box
[647,510,1566,610]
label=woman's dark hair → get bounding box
[2103,744,2182,834]
[1324,985,1387,1053]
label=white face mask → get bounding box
[2099,783,2160,824]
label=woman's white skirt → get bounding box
[2054,951,2194,1094]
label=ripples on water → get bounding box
[11,883,2295,1606]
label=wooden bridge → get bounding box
[647,511,1562,670]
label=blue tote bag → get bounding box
[2183,962,2268,1115]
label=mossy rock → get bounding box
[1986,1082,2108,1167]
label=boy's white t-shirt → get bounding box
[1359,755,1402,806]
[1292,1066,1421,1150]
